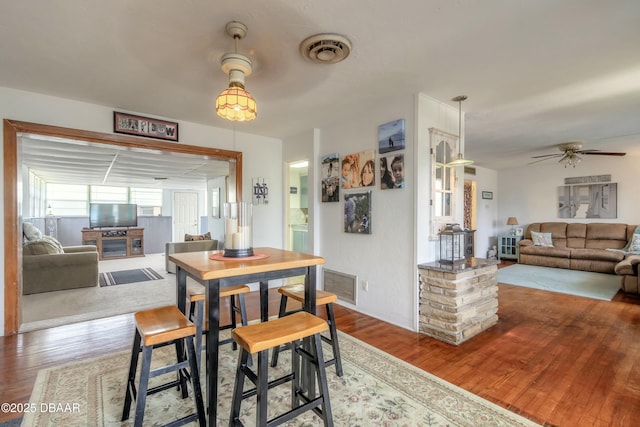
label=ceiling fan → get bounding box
[529,141,626,168]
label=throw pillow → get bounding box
[23,239,63,255]
[184,232,212,241]
[628,234,640,253]
[23,222,43,241]
[531,231,554,247]
[41,235,64,253]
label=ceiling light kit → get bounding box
[447,95,474,167]
[215,21,257,122]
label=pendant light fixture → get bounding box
[447,95,474,166]
[215,21,257,122]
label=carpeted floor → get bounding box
[498,264,622,300]
[23,331,539,426]
[20,253,178,332]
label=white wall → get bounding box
[498,154,640,233]
[0,86,283,336]
[314,95,415,330]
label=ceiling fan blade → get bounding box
[530,153,563,159]
[579,151,626,156]
[527,156,558,165]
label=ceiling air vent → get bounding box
[300,34,352,64]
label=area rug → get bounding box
[99,267,164,287]
[498,264,622,301]
[23,332,539,426]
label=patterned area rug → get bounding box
[99,267,164,287]
[23,332,539,426]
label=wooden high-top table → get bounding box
[169,247,325,425]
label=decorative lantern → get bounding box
[223,202,254,257]
[439,223,466,264]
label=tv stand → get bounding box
[81,228,144,260]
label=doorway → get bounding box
[286,160,309,253]
[173,192,199,241]
[3,119,243,335]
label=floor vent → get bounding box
[323,268,357,304]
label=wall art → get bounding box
[321,153,340,202]
[252,178,269,205]
[341,149,375,189]
[114,111,178,141]
[379,153,405,189]
[344,191,372,234]
[378,119,405,154]
[558,183,617,219]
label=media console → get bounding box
[81,228,144,260]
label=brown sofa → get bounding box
[518,222,640,294]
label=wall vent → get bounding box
[323,268,357,304]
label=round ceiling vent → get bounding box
[300,33,352,64]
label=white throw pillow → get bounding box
[531,231,554,247]
[23,222,43,241]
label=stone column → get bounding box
[417,259,499,345]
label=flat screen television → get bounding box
[89,203,138,228]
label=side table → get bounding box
[498,234,522,261]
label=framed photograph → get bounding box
[344,191,372,234]
[558,183,617,219]
[380,153,405,189]
[378,119,405,154]
[515,227,524,236]
[114,111,179,141]
[321,153,340,203]
[341,150,375,189]
[482,191,493,200]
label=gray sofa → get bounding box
[165,239,219,273]
[23,244,99,295]
[22,222,99,295]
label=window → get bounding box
[46,183,88,216]
[42,183,163,217]
[429,128,458,239]
[131,188,163,216]
[90,185,128,203]
[28,171,46,217]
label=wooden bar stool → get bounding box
[230,311,333,426]
[122,305,205,427]
[187,283,250,367]
[270,285,343,377]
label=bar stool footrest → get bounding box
[267,396,325,427]
[240,372,295,400]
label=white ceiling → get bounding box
[20,134,230,190]
[2,0,640,179]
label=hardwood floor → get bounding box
[2,278,640,426]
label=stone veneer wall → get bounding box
[418,264,498,345]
